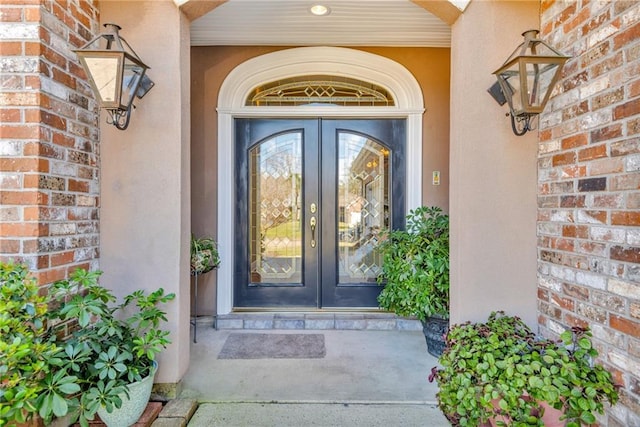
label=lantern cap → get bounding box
[493,28,570,75]
[75,23,149,70]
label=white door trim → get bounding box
[217,46,424,314]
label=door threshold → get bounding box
[208,312,422,331]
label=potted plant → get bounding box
[47,268,175,427]
[376,206,449,356]
[432,311,619,427]
[190,234,220,341]
[0,262,79,427]
[190,234,220,275]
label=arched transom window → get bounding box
[246,75,395,107]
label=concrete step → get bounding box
[187,402,450,427]
[151,399,198,427]
[207,313,422,331]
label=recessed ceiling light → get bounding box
[310,5,331,16]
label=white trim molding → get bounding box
[217,46,424,314]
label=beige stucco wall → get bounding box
[190,46,451,316]
[449,0,539,327]
[99,1,191,385]
[94,0,537,385]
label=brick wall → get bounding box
[538,1,640,425]
[0,0,100,284]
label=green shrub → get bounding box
[48,268,175,427]
[0,262,174,427]
[377,206,449,321]
[0,262,79,426]
[434,312,619,426]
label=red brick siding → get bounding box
[540,1,640,425]
[0,0,100,284]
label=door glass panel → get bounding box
[249,133,303,284]
[337,132,389,284]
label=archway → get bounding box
[216,47,425,314]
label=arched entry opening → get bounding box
[217,47,424,314]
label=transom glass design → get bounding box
[247,75,395,107]
[337,132,390,284]
[249,133,303,284]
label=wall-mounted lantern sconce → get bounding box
[489,29,570,136]
[74,24,154,130]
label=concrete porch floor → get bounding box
[179,315,450,426]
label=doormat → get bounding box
[218,333,326,359]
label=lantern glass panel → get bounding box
[120,56,146,112]
[523,60,562,111]
[81,55,122,105]
[496,64,522,115]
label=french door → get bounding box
[234,119,405,308]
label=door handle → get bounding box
[310,216,317,248]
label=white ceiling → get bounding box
[190,1,452,47]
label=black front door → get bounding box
[234,119,405,308]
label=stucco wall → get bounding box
[190,46,450,316]
[449,0,539,327]
[99,1,191,386]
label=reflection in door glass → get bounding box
[249,133,302,284]
[338,132,389,284]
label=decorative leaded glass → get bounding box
[247,75,395,106]
[337,132,389,283]
[248,132,303,283]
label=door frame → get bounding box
[217,46,425,315]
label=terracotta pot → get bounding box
[488,397,565,427]
[536,401,564,427]
[13,413,72,427]
[488,399,508,427]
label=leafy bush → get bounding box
[377,206,449,321]
[0,262,79,426]
[48,268,175,427]
[0,262,175,427]
[433,311,619,427]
